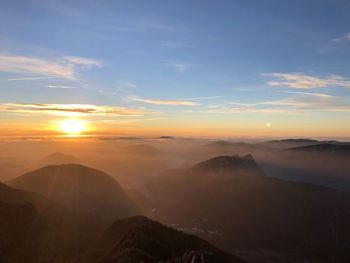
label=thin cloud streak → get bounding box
[277,90,333,98]
[263,72,350,89]
[0,103,157,116]
[203,93,350,114]
[45,85,77,89]
[63,56,103,68]
[8,76,60,81]
[132,98,200,106]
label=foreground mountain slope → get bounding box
[80,216,245,263]
[0,181,107,262]
[147,154,350,262]
[8,164,139,219]
[0,201,43,262]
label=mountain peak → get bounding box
[8,164,139,218]
[190,154,262,175]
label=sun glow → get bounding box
[59,119,87,135]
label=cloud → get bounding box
[0,55,102,80]
[0,103,156,116]
[132,98,199,106]
[201,92,350,114]
[201,105,294,114]
[261,93,350,111]
[8,76,60,81]
[166,62,193,73]
[112,21,178,33]
[63,56,103,68]
[263,73,350,89]
[277,90,333,97]
[333,32,350,43]
[45,85,77,89]
[182,96,222,101]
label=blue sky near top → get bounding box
[0,0,350,137]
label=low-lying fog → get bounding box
[1,137,349,191]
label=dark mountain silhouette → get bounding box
[190,154,263,175]
[80,216,245,263]
[158,136,175,139]
[38,152,77,166]
[0,181,107,262]
[260,139,320,149]
[147,154,350,262]
[8,164,139,219]
[0,201,44,262]
[256,142,350,190]
[287,143,350,156]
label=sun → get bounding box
[59,119,87,135]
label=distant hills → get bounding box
[287,143,350,156]
[8,164,139,219]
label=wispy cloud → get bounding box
[201,92,350,114]
[45,85,77,89]
[0,103,156,116]
[261,93,350,111]
[182,96,222,101]
[277,90,333,97]
[263,72,350,89]
[8,76,60,81]
[200,105,294,114]
[63,56,103,68]
[333,32,350,43]
[112,21,178,33]
[166,62,194,73]
[132,98,200,106]
[0,55,102,80]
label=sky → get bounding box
[0,0,350,139]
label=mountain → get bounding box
[0,181,107,262]
[0,201,44,262]
[158,136,175,139]
[38,152,77,166]
[287,143,350,156]
[8,164,139,219]
[190,154,263,175]
[259,139,320,149]
[147,154,350,262]
[257,142,350,190]
[80,216,245,263]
